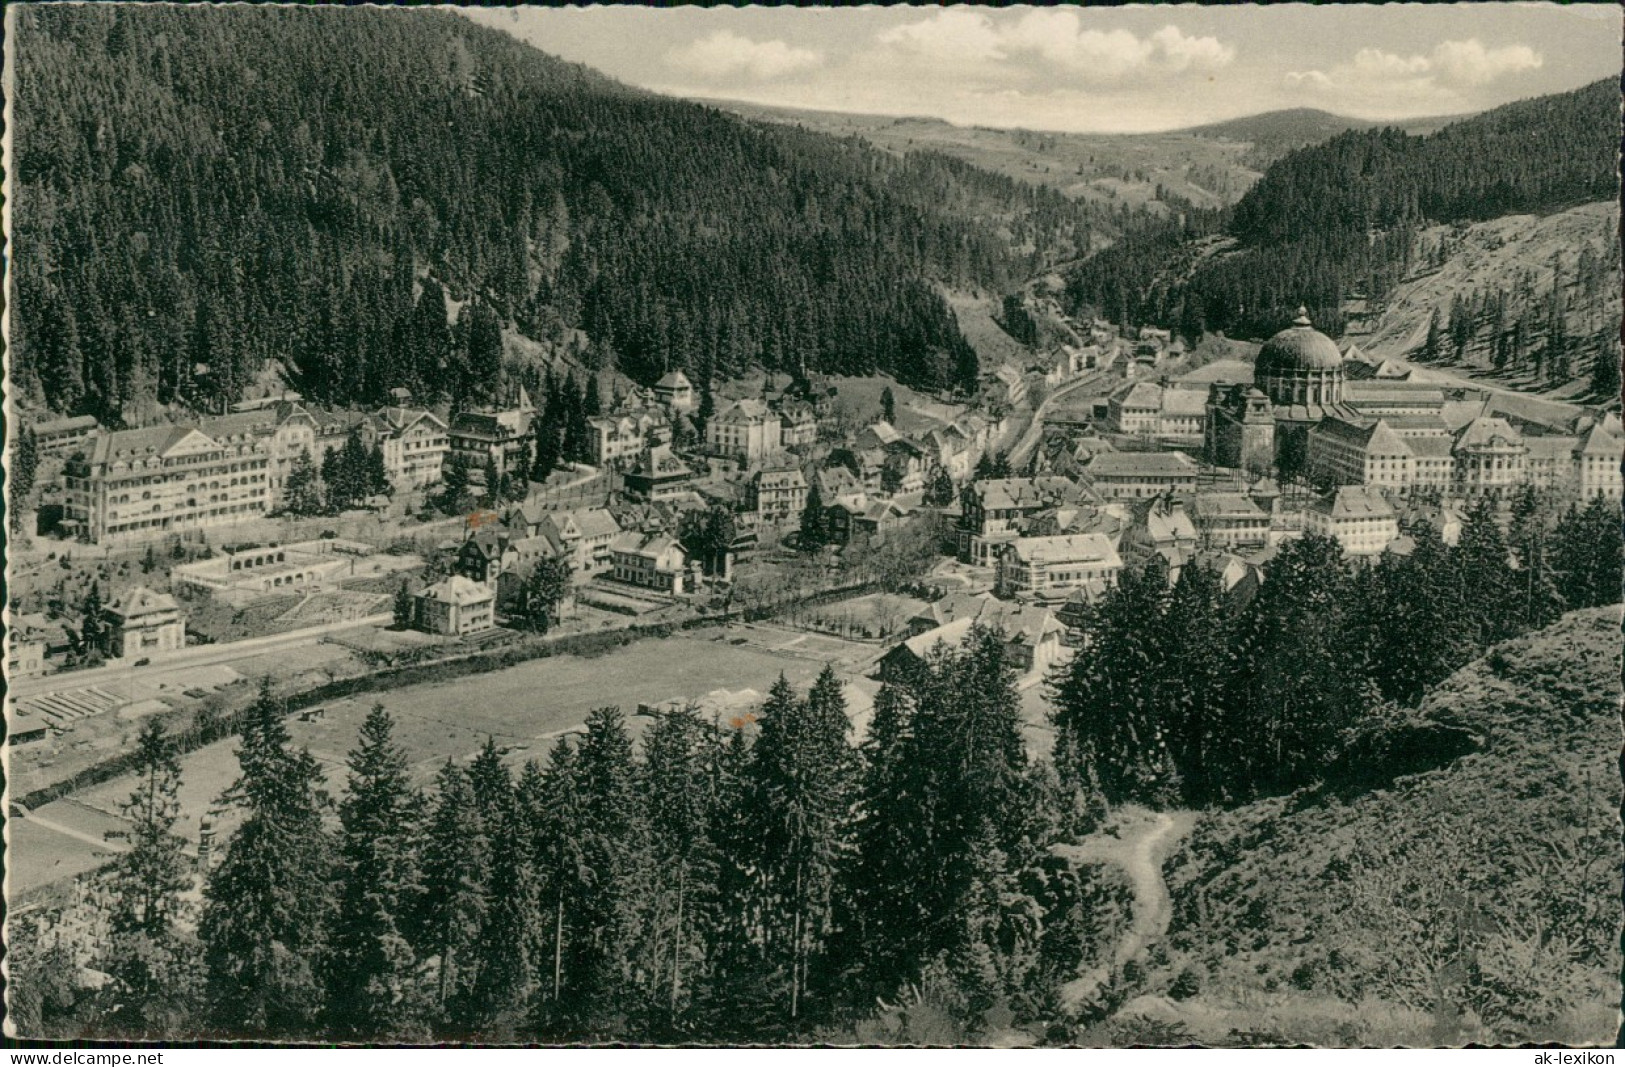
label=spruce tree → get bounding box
[198,681,335,1037]
[393,580,415,630]
[415,759,489,1032]
[469,759,540,1036]
[11,424,39,531]
[555,707,645,1032]
[1456,497,1519,648]
[533,738,587,1018]
[102,719,196,1037]
[284,448,323,516]
[327,705,423,1039]
[637,707,714,1028]
[880,387,896,424]
[799,481,827,550]
[743,672,857,1024]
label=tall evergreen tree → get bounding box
[415,759,489,1032]
[198,682,335,1037]
[102,720,196,1037]
[327,705,423,1039]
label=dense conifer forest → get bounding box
[1065,78,1618,343]
[11,5,1118,424]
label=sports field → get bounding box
[19,626,881,897]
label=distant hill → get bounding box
[1181,107,1460,154]
[12,6,1107,423]
[1154,607,1620,1046]
[1065,78,1617,349]
[706,99,1274,215]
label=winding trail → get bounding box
[1051,807,1192,1015]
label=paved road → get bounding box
[1008,371,1110,467]
[8,613,393,702]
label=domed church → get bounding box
[1205,307,1359,478]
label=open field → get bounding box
[18,624,886,897]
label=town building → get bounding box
[749,467,808,527]
[33,415,99,457]
[7,636,47,679]
[624,445,695,502]
[414,575,496,636]
[776,400,820,448]
[880,603,1064,685]
[1083,451,1199,500]
[104,586,187,660]
[587,410,669,467]
[997,532,1123,601]
[1306,417,1414,489]
[172,538,372,597]
[1189,493,1272,550]
[608,531,689,594]
[1123,495,1201,574]
[1106,381,1208,439]
[536,507,622,574]
[1304,486,1399,556]
[371,407,448,490]
[446,387,536,479]
[1204,384,1276,475]
[63,424,272,545]
[957,475,1090,565]
[708,398,783,464]
[653,370,696,413]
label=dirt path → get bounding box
[1051,807,1192,1015]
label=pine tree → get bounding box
[482,456,502,504]
[533,738,587,1018]
[744,671,855,1024]
[1053,563,1170,803]
[11,424,39,531]
[517,556,573,634]
[102,719,196,1037]
[470,762,542,1037]
[198,681,335,1037]
[415,759,489,1033]
[1553,496,1623,609]
[1422,307,1444,363]
[284,448,323,516]
[1456,497,1519,649]
[393,581,415,630]
[799,480,827,551]
[438,460,470,515]
[366,444,391,498]
[553,707,645,1032]
[636,707,714,1029]
[925,468,955,507]
[880,387,896,424]
[326,705,423,1039]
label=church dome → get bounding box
[1256,308,1343,377]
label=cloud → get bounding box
[1286,38,1542,99]
[1430,39,1543,86]
[875,11,1233,82]
[666,30,822,80]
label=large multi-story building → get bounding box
[1107,381,1208,439]
[749,467,808,527]
[957,475,1090,565]
[708,398,783,464]
[371,407,448,490]
[997,532,1122,601]
[586,411,668,467]
[447,387,536,479]
[1305,486,1399,556]
[414,575,496,636]
[1083,451,1200,500]
[63,424,272,545]
[609,531,689,594]
[1306,417,1414,489]
[653,370,696,413]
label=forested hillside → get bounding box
[1065,78,1618,346]
[12,6,1099,424]
[1156,607,1620,1045]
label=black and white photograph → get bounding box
[3,1,1621,1049]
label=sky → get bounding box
[461,4,1620,134]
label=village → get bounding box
[8,295,1622,897]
